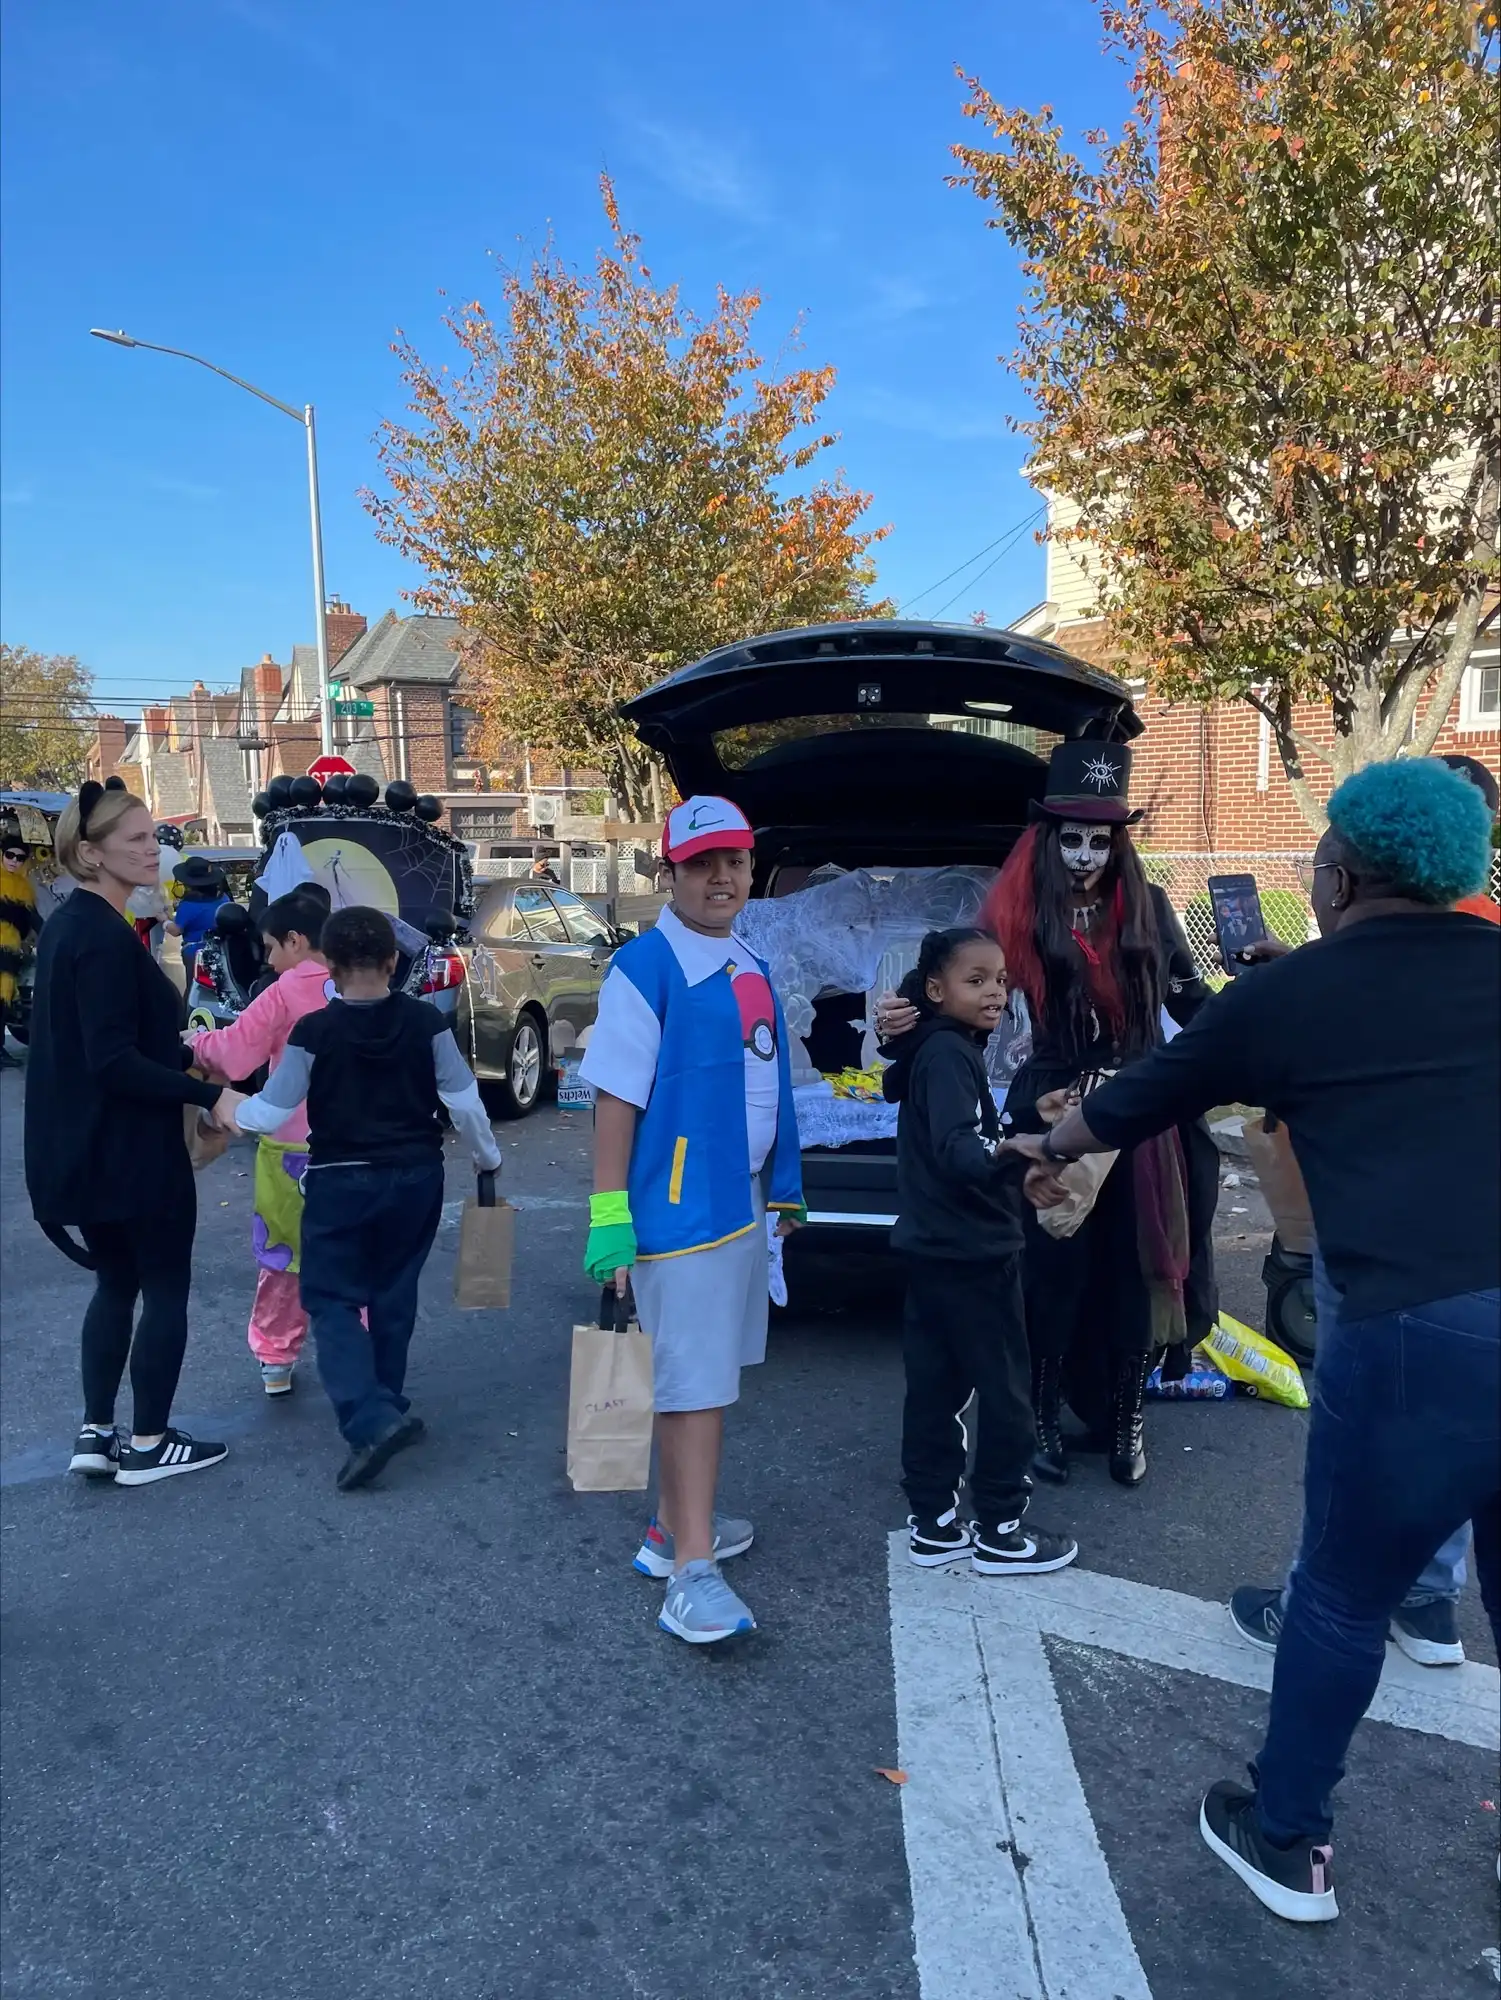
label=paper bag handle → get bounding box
[477,1169,497,1208]
[598,1284,631,1332]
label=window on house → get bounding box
[450,705,480,763]
[1458,655,1500,731]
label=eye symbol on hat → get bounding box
[1082,754,1120,791]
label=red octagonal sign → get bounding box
[307,755,357,782]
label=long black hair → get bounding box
[986,823,1163,1059]
[896,927,994,1018]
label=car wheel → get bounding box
[492,1011,546,1119]
[1265,1273,1318,1367]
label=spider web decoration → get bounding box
[1081,753,1121,792]
[256,805,476,932]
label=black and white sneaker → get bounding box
[1229,1585,1285,1653]
[68,1426,121,1478]
[907,1509,974,1567]
[971,1521,1078,1576]
[1389,1598,1466,1667]
[1199,1779,1338,1922]
[114,1429,228,1486]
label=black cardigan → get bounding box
[24,889,222,1228]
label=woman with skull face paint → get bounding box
[979,741,1218,1486]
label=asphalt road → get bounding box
[1,1065,1495,2000]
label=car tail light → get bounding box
[194,961,216,989]
[419,949,465,995]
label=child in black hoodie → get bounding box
[882,928,1078,1576]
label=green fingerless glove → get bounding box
[772,1201,809,1226]
[584,1190,637,1284]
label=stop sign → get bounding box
[307,755,357,782]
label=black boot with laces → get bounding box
[1108,1355,1148,1486]
[1031,1356,1069,1484]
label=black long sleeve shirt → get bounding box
[1081,911,1500,1322]
[24,887,221,1227]
[885,1014,1027,1262]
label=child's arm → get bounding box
[431,1030,502,1172]
[577,964,659,1288]
[190,981,287,1082]
[230,1044,311,1135]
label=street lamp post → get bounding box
[89,328,334,756]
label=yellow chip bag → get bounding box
[1201,1314,1310,1410]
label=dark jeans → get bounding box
[1255,1289,1501,1846]
[299,1162,445,1447]
[901,1255,1034,1528]
[80,1203,197,1436]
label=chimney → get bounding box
[324,598,368,667]
[143,704,170,744]
[88,715,129,784]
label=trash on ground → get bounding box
[1145,1348,1234,1400]
[874,1767,908,1785]
[1202,1314,1310,1409]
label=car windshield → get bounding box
[712,713,1059,770]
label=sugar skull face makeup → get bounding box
[1058,823,1113,882]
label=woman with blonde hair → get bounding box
[25,777,242,1484]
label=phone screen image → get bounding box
[1206,873,1267,976]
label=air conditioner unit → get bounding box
[529,794,563,829]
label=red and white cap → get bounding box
[661,795,755,864]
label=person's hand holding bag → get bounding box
[584,1190,637,1295]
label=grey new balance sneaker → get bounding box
[633,1513,754,1578]
[657,1560,757,1645]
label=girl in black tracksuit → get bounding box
[882,928,1078,1577]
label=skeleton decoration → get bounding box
[1057,822,1113,882]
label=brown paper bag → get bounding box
[184,1072,229,1172]
[567,1287,654,1492]
[1033,1070,1119,1239]
[1243,1113,1315,1255]
[453,1170,515,1308]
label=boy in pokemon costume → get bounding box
[581,796,805,1646]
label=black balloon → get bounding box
[414,795,443,822]
[321,774,349,803]
[250,792,272,819]
[289,775,323,808]
[265,775,295,807]
[385,780,418,813]
[345,773,380,807]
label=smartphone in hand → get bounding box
[1207,873,1268,977]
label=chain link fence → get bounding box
[1140,851,1316,978]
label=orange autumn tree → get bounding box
[953,0,1499,828]
[368,178,890,818]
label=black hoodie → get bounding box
[882,1013,1027,1262]
[288,992,446,1166]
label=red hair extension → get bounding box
[981,826,1048,1015]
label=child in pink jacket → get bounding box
[190,892,334,1394]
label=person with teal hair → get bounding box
[1001,755,1499,1924]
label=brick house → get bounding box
[1014,489,1500,848]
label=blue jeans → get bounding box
[299,1161,446,1447]
[1283,1254,1472,1607]
[1255,1288,1501,1846]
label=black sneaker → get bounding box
[68,1426,120,1478]
[1199,1779,1337,1922]
[1389,1597,1465,1667]
[1229,1585,1285,1653]
[114,1429,228,1486]
[971,1522,1078,1576]
[907,1510,973,1567]
[336,1415,424,1492]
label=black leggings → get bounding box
[79,1204,196,1436]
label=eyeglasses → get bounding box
[1295,859,1341,895]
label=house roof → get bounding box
[150,752,197,820]
[342,612,462,689]
[198,739,254,831]
[279,646,323,723]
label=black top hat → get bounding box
[1030,740,1142,825]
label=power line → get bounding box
[927,511,1047,621]
[898,505,1046,615]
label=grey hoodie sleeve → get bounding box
[234,1044,314,1134]
[432,1030,503,1173]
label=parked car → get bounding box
[454,879,624,1117]
[622,618,1142,1251]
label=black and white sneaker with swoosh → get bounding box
[114,1429,228,1486]
[971,1521,1078,1576]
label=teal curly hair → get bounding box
[1325,758,1493,906]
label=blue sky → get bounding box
[1,0,1124,713]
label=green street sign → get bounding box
[333,698,375,718]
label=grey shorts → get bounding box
[631,1187,769,1413]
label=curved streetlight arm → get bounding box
[90,330,304,423]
